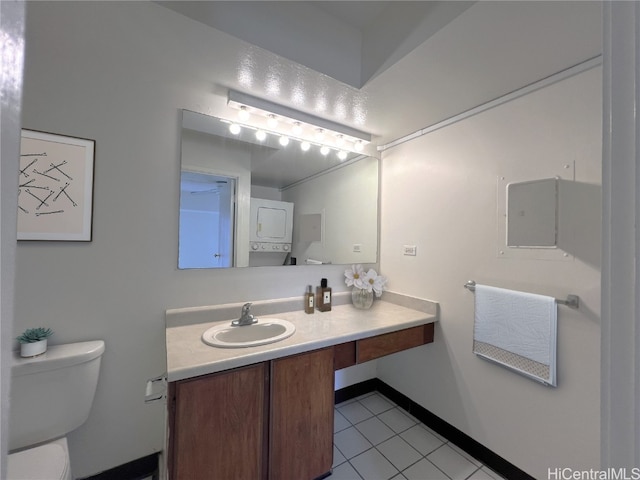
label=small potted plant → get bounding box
[16,327,53,357]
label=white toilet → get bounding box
[7,340,105,480]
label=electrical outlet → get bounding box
[403,245,417,256]
[353,244,362,253]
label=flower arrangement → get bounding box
[16,327,53,344]
[344,264,387,297]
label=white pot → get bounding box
[20,339,47,358]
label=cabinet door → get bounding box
[270,348,334,480]
[170,363,269,480]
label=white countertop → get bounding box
[166,293,438,382]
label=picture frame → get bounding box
[18,129,95,241]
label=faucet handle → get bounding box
[242,302,252,314]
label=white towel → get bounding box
[473,284,557,387]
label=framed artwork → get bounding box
[18,129,95,241]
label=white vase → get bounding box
[20,339,47,358]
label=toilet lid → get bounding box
[7,442,69,480]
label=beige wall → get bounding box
[378,67,602,478]
[283,157,379,265]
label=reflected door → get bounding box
[179,172,236,268]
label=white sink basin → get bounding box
[202,319,296,348]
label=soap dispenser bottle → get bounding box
[304,285,315,314]
[316,278,332,312]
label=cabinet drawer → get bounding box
[357,324,434,363]
[334,342,356,370]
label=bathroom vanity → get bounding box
[165,293,437,480]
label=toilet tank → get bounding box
[9,340,105,451]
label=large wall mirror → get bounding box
[179,110,379,268]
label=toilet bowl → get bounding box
[7,340,105,480]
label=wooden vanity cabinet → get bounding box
[168,348,333,480]
[333,323,435,370]
[168,324,435,479]
[270,347,334,480]
[357,324,434,363]
[168,362,269,480]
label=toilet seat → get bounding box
[7,438,71,480]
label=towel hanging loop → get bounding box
[464,280,579,309]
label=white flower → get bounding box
[346,264,387,297]
[362,269,388,297]
[361,269,375,293]
[344,264,365,289]
[372,273,388,297]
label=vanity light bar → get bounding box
[227,89,372,148]
[220,118,350,159]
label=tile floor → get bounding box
[332,392,506,480]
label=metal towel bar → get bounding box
[463,280,579,309]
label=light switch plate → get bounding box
[403,245,417,256]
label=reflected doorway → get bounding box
[179,171,236,268]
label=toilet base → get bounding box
[7,437,71,480]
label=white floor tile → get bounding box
[355,416,396,445]
[338,401,375,424]
[333,445,347,468]
[468,467,498,479]
[427,444,478,480]
[350,447,399,480]
[403,458,450,480]
[359,393,395,415]
[331,461,364,480]
[448,442,482,467]
[377,436,423,471]
[334,426,373,459]
[481,466,506,479]
[335,409,352,432]
[400,424,444,456]
[414,421,447,443]
[378,407,417,433]
[334,392,504,480]
[356,391,376,400]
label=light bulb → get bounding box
[238,106,250,121]
[229,123,242,135]
[337,150,348,160]
[255,130,267,141]
[267,114,278,129]
[354,140,364,152]
[335,134,345,147]
[315,128,325,141]
[292,122,303,135]
[320,145,330,156]
[279,135,290,146]
[300,141,311,152]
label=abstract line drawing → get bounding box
[18,129,95,241]
[53,182,78,207]
[33,168,60,182]
[46,160,73,180]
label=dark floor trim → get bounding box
[334,378,378,404]
[335,379,535,480]
[77,453,159,480]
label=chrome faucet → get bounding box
[232,302,258,326]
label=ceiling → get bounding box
[159,1,603,151]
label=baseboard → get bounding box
[78,453,159,480]
[334,378,378,404]
[335,378,535,480]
